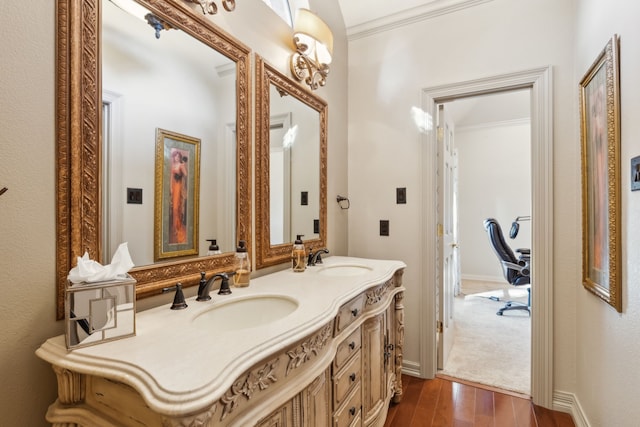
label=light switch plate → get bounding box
[380,220,389,236]
[396,187,406,204]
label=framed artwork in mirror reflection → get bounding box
[579,34,621,312]
[154,128,201,260]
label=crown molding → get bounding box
[346,0,494,41]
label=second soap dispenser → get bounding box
[233,240,251,287]
[292,234,306,272]
[206,239,221,255]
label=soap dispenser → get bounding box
[207,239,221,255]
[233,240,251,287]
[292,234,306,272]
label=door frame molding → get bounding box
[419,66,553,408]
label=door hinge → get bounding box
[437,126,444,140]
[437,320,443,333]
[437,223,443,237]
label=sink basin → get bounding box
[192,295,298,331]
[318,264,373,277]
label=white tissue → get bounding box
[67,242,135,284]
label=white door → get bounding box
[436,104,459,370]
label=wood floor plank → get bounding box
[452,382,476,426]
[474,388,495,427]
[493,392,517,426]
[389,374,425,426]
[552,410,576,427]
[432,378,455,426]
[411,377,443,427]
[513,397,535,427]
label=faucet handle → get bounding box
[162,283,188,310]
[218,272,233,295]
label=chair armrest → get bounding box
[501,260,530,277]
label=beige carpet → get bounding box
[440,281,531,395]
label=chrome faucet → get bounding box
[196,272,232,301]
[307,248,329,266]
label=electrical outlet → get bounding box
[314,219,319,234]
[380,220,389,236]
[127,188,143,204]
[396,187,407,204]
[301,191,308,205]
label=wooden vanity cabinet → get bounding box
[40,268,405,427]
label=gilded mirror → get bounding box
[255,55,327,269]
[55,0,251,319]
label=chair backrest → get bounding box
[483,218,522,285]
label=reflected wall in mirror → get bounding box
[55,0,250,319]
[255,55,327,269]
[103,0,238,263]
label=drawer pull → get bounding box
[349,406,356,416]
[349,373,356,382]
[348,341,356,350]
[351,308,359,317]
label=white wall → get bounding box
[0,0,348,424]
[457,121,531,281]
[574,0,640,425]
[347,0,578,394]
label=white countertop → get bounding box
[37,256,405,416]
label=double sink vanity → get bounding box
[37,257,406,426]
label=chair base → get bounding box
[497,301,530,316]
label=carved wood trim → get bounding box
[254,55,328,269]
[53,365,86,405]
[392,291,405,403]
[55,0,251,318]
[286,323,333,376]
[219,358,280,421]
[365,279,392,306]
[162,406,217,427]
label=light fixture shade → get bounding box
[293,8,333,65]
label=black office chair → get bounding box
[483,218,531,316]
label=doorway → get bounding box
[419,67,554,408]
[437,91,532,395]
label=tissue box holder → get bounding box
[65,275,136,350]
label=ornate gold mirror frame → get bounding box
[255,55,327,269]
[55,0,251,319]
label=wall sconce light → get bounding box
[184,0,236,15]
[290,9,334,91]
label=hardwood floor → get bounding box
[384,375,575,427]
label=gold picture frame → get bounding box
[154,128,201,261]
[579,34,622,312]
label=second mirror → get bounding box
[255,55,327,269]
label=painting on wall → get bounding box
[579,34,621,312]
[154,128,201,260]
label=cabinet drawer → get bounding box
[333,351,361,407]
[334,327,361,371]
[333,385,362,427]
[335,294,365,334]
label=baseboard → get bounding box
[553,390,590,427]
[401,360,422,378]
[461,274,504,283]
